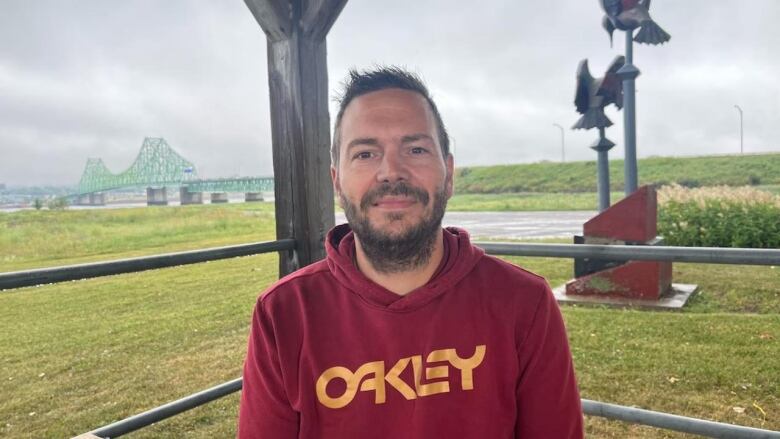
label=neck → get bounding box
[354,230,444,296]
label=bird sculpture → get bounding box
[601,0,671,46]
[573,56,625,130]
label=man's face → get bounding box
[332,88,453,270]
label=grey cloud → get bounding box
[1,0,778,186]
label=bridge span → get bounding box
[73,137,274,206]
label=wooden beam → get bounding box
[244,0,345,275]
[244,0,292,41]
[301,0,348,40]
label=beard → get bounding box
[341,181,448,274]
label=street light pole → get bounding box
[553,123,565,162]
[734,105,743,154]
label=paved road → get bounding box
[2,201,594,240]
[335,210,597,240]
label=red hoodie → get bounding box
[238,224,583,438]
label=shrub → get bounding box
[47,197,70,210]
[658,185,780,248]
[677,178,700,188]
[747,174,762,185]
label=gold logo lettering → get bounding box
[429,345,486,390]
[385,357,416,400]
[315,345,487,409]
[315,361,384,409]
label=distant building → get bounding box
[0,183,5,191]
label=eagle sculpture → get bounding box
[601,0,671,46]
[573,56,625,130]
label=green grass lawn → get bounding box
[1,204,778,438]
[0,202,276,272]
[455,153,780,193]
[444,186,779,213]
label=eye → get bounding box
[353,151,375,160]
[410,146,428,155]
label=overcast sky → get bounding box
[1,0,778,187]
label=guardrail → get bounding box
[79,377,780,439]
[5,242,778,292]
[0,239,296,290]
[477,242,780,266]
[582,400,780,439]
[21,241,774,438]
[88,379,243,438]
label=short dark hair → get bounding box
[331,66,451,166]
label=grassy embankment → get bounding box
[0,203,277,272]
[1,204,778,438]
[452,153,780,211]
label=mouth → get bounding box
[360,183,429,211]
[372,196,417,210]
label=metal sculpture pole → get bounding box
[593,127,616,211]
[600,0,671,196]
[572,56,625,211]
[618,33,640,195]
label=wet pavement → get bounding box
[3,201,595,240]
[335,210,597,240]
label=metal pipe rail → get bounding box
[89,378,243,438]
[0,239,296,290]
[582,399,780,439]
[81,378,780,438]
[476,242,780,266]
[6,241,777,292]
[67,241,780,438]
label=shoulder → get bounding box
[472,254,549,292]
[257,259,332,311]
[464,253,552,313]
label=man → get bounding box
[238,67,583,438]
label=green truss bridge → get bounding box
[74,138,274,203]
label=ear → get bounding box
[444,154,454,199]
[331,166,341,197]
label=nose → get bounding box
[376,150,409,183]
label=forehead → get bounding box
[340,88,436,137]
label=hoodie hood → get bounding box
[325,223,484,312]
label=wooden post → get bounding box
[244,0,346,276]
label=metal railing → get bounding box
[90,379,243,438]
[582,400,780,439]
[477,242,780,266]
[27,241,775,438]
[81,378,780,438]
[0,239,296,290]
[5,241,778,292]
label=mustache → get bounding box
[360,182,430,210]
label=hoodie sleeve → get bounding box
[515,283,583,438]
[238,300,299,438]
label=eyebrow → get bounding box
[346,137,379,151]
[401,133,434,143]
[345,133,434,152]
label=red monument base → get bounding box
[560,185,696,309]
[565,260,672,300]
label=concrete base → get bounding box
[180,187,203,205]
[147,187,168,206]
[245,192,264,202]
[91,193,106,205]
[553,283,698,310]
[76,193,105,206]
[210,192,229,203]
